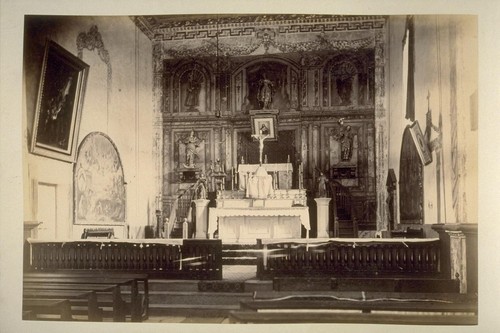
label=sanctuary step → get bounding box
[273,276,461,293]
[147,266,271,318]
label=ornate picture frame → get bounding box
[250,113,278,141]
[30,39,89,162]
[409,121,433,166]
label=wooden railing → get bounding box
[257,238,441,279]
[26,239,222,280]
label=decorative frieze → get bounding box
[135,15,385,42]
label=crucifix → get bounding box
[251,130,269,165]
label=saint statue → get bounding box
[332,118,354,161]
[257,74,274,109]
[316,172,328,198]
[339,125,353,161]
[183,129,201,168]
[184,70,202,110]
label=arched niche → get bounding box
[233,58,300,113]
[74,132,126,225]
[172,61,212,113]
[322,51,374,107]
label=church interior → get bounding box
[19,13,478,325]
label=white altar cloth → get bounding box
[208,206,309,242]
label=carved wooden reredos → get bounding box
[141,15,388,230]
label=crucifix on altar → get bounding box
[251,129,269,165]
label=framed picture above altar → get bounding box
[251,112,278,141]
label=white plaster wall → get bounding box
[388,15,477,232]
[23,16,154,239]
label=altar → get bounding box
[208,190,309,244]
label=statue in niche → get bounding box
[257,73,274,109]
[336,77,353,105]
[334,61,357,106]
[332,118,354,161]
[183,129,201,168]
[184,70,202,110]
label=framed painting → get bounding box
[30,39,89,162]
[251,113,278,141]
[409,121,433,165]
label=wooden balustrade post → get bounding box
[315,198,331,238]
[193,199,211,239]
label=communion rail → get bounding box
[25,238,222,279]
[257,238,441,279]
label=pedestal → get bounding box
[194,199,211,239]
[315,198,331,238]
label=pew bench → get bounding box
[23,275,144,321]
[23,299,73,321]
[24,271,149,320]
[23,282,126,321]
[23,289,102,321]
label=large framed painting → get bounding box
[409,121,432,165]
[250,112,278,141]
[30,39,89,162]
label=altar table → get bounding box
[208,206,309,243]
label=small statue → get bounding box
[184,70,202,110]
[257,74,274,110]
[183,129,201,168]
[332,118,354,161]
[316,172,328,198]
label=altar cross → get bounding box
[251,130,269,165]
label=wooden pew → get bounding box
[24,271,149,320]
[23,299,73,321]
[23,276,141,321]
[23,289,102,321]
[24,282,125,322]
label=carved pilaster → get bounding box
[312,124,320,174]
[214,127,221,164]
[374,28,389,231]
[162,128,171,196]
[314,69,320,107]
[301,124,308,177]
[301,70,308,108]
[225,128,232,169]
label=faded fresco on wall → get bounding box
[74,132,126,224]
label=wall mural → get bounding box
[74,132,126,224]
